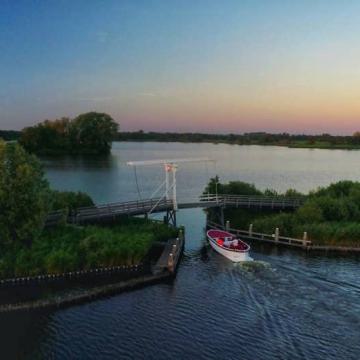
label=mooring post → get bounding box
[225,220,230,231]
[168,253,174,273]
[303,232,308,247]
[179,229,184,242]
[249,224,253,237]
[275,228,279,242]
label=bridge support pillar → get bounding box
[165,209,177,227]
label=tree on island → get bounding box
[20,112,119,155]
[71,112,119,154]
[0,140,51,249]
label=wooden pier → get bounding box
[208,221,360,253]
[207,220,311,249]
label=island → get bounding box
[18,112,119,155]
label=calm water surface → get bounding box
[1,142,360,359]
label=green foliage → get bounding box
[71,112,119,154]
[19,112,119,155]
[296,200,324,223]
[204,176,262,196]
[0,219,178,278]
[0,130,21,141]
[51,190,94,212]
[210,178,360,246]
[0,141,50,249]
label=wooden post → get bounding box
[275,228,279,242]
[249,224,253,237]
[168,253,174,273]
[303,232,308,247]
[225,220,230,231]
[179,229,184,241]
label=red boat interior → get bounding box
[208,230,249,251]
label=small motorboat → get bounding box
[207,229,251,262]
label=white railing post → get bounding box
[249,224,253,237]
[275,227,279,242]
[168,253,174,272]
[303,231,308,247]
[226,220,230,231]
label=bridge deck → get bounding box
[45,195,304,227]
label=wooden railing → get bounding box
[207,220,311,248]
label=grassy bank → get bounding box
[207,178,360,247]
[0,218,178,279]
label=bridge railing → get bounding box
[45,194,305,227]
[45,198,174,226]
[199,194,304,208]
[74,198,173,222]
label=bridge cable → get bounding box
[205,161,210,198]
[214,160,219,200]
[133,166,143,200]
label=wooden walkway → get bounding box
[45,194,304,227]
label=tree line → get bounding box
[116,131,360,148]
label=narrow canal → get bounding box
[1,142,359,359]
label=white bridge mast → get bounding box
[127,158,214,212]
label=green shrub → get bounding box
[209,179,360,246]
[51,190,94,211]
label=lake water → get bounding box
[1,142,360,359]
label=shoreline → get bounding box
[115,139,360,151]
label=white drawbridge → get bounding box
[127,158,215,225]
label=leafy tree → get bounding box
[51,190,94,212]
[19,112,119,155]
[0,141,50,249]
[71,112,119,154]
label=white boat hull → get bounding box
[207,230,252,262]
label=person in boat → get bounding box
[223,237,234,247]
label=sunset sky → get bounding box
[1,0,360,134]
